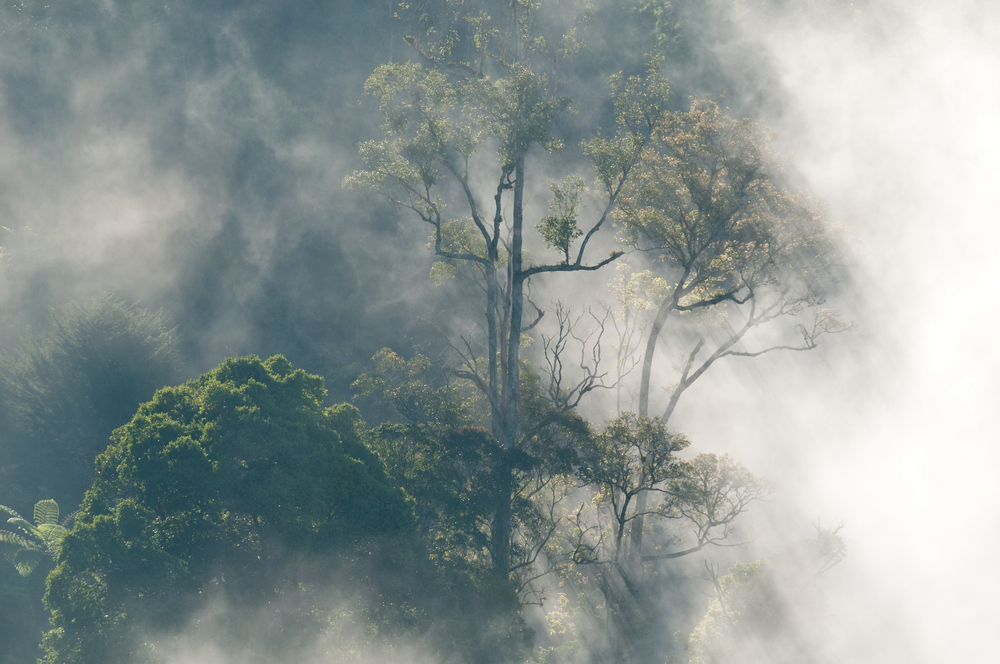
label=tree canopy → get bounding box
[345,0,672,582]
[614,99,843,422]
[41,355,420,664]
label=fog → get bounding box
[1,0,998,661]
[667,1,1000,661]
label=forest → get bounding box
[1,0,998,663]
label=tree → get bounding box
[0,499,71,663]
[566,415,772,664]
[0,499,70,577]
[606,99,845,571]
[345,0,669,580]
[40,355,421,664]
[0,294,183,511]
[614,100,845,424]
[356,348,584,598]
[677,524,846,664]
[344,6,842,663]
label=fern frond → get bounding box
[4,517,40,539]
[11,549,42,577]
[34,499,59,526]
[36,523,68,553]
[0,530,37,550]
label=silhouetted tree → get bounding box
[1,295,183,511]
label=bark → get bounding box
[636,296,672,419]
[629,295,674,562]
[494,152,526,577]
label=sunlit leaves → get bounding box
[537,176,586,263]
[577,412,689,497]
[353,348,485,429]
[465,65,571,169]
[671,453,774,535]
[583,56,670,194]
[615,99,832,313]
[611,55,671,135]
[345,61,480,214]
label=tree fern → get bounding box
[0,499,69,576]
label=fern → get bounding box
[0,499,70,576]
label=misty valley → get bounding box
[3,0,995,663]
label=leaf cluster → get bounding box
[569,414,773,567]
[41,355,418,664]
[537,176,586,263]
[357,350,585,576]
[615,100,833,312]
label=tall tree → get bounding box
[566,414,771,664]
[609,100,845,567]
[614,100,843,423]
[345,1,668,578]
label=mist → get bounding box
[1,0,997,662]
[662,1,1000,661]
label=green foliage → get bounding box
[570,415,771,567]
[0,499,70,577]
[553,415,774,664]
[354,348,487,429]
[40,355,420,664]
[357,350,584,591]
[356,351,548,663]
[615,99,838,320]
[347,0,677,593]
[617,100,785,304]
[0,295,183,511]
[669,455,775,547]
[612,97,846,426]
[538,176,587,263]
[0,500,72,664]
[583,56,672,194]
[578,414,689,502]
[341,6,826,663]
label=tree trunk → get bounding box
[494,153,526,577]
[492,455,514,577]
[629,296,674,559]
[486,258,501,440]
[637,297,672,419]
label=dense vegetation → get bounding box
[0,1,851,663]
[41,355,419,663]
